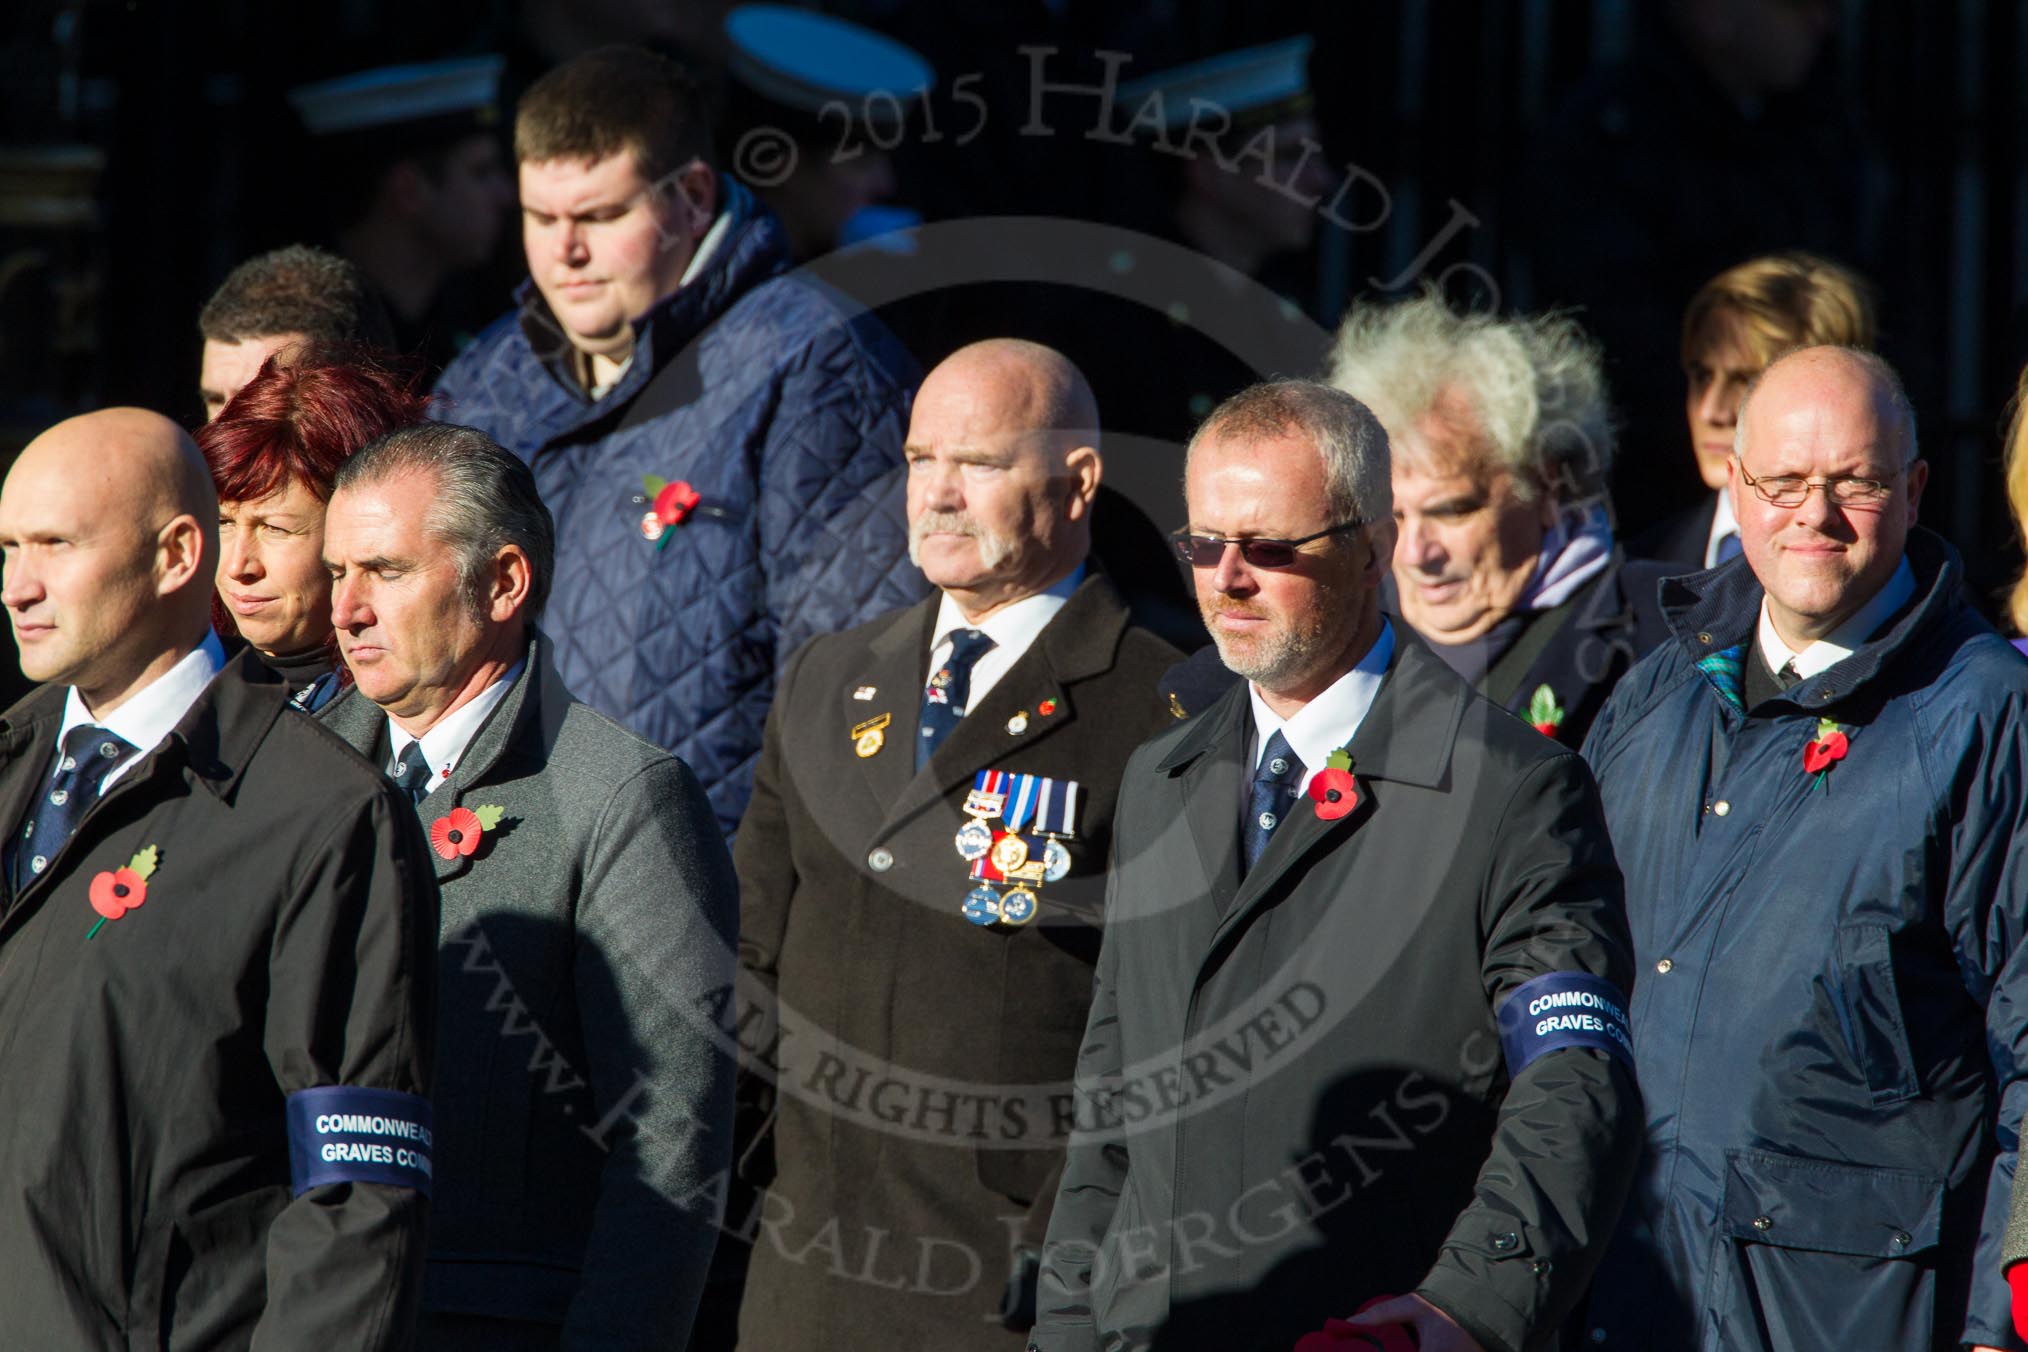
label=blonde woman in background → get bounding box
[1633,251,1876,568]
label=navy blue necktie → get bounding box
[1715,531,1744,563]
[14,725,140,891]
[391,742,434,804]
[1242,731,1303,876]
[917,629,997,770]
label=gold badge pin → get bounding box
[850,712,891,759]
[1168,692,1186,719]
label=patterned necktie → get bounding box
[1242,730,1304,876]
[1776,659,1801,691]
[391,741,434,804]
[917,629,997,770]
[14,725,140,891]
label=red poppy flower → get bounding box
[1308,768,1360,820]
[1038,698,1058,717]
[88,867,147,920]
[430,807,485,860]
[1802,730,1849,775]
[1533,721,1559,737]
[654,480,701,526]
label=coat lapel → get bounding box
[852,599,936,818]
[1208,634,1465,955]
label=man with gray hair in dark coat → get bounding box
[1032,379,1642,1352]
[318,422,738,1350]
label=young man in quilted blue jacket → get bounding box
[433,44,925,840]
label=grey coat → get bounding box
[1031,631,1644,1352]
[321,635,739,1349]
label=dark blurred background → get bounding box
[2,0,2023,610]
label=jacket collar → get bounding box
[1155,630,1471,958]
[863,565,1135,835]
[516,177,790,415]
[1661,525,1965,713]
[1156,628,1461,792]
[0,649,283,918]
[319,633,556,881]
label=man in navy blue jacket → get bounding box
[1580,345,2028,1352]
[433,45,924,838]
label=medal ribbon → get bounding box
[1002,774,1042,833]
[1034,779,1080,837]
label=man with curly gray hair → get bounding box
[1325,293,1671,745]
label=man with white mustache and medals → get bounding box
[732,340,1181,1349]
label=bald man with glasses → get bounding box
[1579,346,2028,1352]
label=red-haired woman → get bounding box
[197,355,428,710]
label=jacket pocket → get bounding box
[1833,922,1920,1104]
[1706,1149,1942,1348]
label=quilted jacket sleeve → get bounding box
[757,330,928,668]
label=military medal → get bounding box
[850,712,890,758]
[990,832,1030,873]
[998,887,1039,926]
[1042,838,1072,882]
[962,884,1003,926]
[954,818,994,861]
[952,771,1081,927]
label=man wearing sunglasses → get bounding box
[1579,346,2028,1352]
[1033,379,1643,1352]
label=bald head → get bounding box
[0,408,219,713]
[920,339,1101,456]
[1728,345,1926,647]
[905,340,1104,620]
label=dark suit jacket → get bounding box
[1628,495,1718,572]
[1032,632,1645,1352]
[733,568,1182,1351]
[0,650,438,1348]
[322,636,738,1348]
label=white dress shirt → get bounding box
[1246,620,1396,798]
[58,630,226,795]
[925,565,1084,710]
[1756,555,1916,682]
[386,660,524,791]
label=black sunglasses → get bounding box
[1170,520,1365,570]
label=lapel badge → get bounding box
[1168,692,1186,719]
[1006,711,1029,735]
[851,712,891,758]
[853,685,877,701]
[1038,698,1058,717]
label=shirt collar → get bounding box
[930,564,1085,657]
[1756,554,1916,681]
[1705,490,1739,564]
[679,211,732,289]
[60,630,226,758]
[386,660,525,787]
[1248,620,1396,776]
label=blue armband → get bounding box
[286,1086,435,1197]
[1496,971,1635,1078]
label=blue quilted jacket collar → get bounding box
[513,177,791,412]
[1661,525,1966,711]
